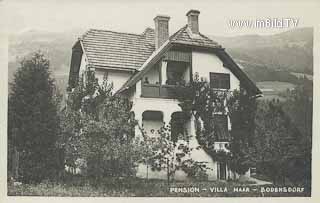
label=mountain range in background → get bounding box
[8,27,313,99]
[212,27,313,74]
[8,27,87,95]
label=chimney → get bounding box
[186,9,200,34]
[154,15,170,49]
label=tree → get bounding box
[282,78,312,187]
[61,71,143,180]
[175,73,257,177]
[252,79,312,186]
[8,52,62,183]
[252,97,309,185]
[227,88,257,175]
[142,123,209,184]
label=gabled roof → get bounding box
[80,28,155,70]
[72,24,261,96]
[117,25,261,95]
[117,25,224,92]
[170,25,221,48]
[78,25,222,71]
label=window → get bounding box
[166,61,189,85]
[210,72,230,89]
[171,112,188,143]
[213,114,229,141]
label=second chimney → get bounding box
[154,15,170,49]
[186,10,200,34]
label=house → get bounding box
[68,10,262,180]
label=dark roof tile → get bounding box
[80,25,221,71]
[170,25,220,48]
[81,29,155,70]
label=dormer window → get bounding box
[210,72,230,89]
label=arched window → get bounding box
[142,111,164,137]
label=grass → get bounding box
[7,177,310,197]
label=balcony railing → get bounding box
[141,84,183,99]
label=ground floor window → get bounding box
[218,162,227,180]
[142,111,163,137]
[170,111,189,142]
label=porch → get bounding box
[137,50,191,99]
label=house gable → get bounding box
[117,41,261,96]
[192,51,240,91]
[69,13,261,96]
[68,28,155,89]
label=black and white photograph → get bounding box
[1,0,319,199]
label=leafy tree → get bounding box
[142,123,209,184]
[283,78,312,187]
[59,71,112,172]
[227,88,257,175]
[252,100,304,184]
[61,71,142,180]
[252,79,312,186]
[8,52,62,183]
[175,73,257,177]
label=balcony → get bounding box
[141,84,183,99]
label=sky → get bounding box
[2,0,320,37]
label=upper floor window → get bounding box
[210,72,230,89]
[166,61,189,86]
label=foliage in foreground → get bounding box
[252,78,312,186]
[174,73,312,187]
[60,71,143,178]
[140,124,209,184]
[174,73,257,176]
[8,52,63,183]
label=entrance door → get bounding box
[219,162,226,180]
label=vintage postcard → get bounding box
[1,0,319,202]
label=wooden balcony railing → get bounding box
[141,84,183,99]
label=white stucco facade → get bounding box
[77,48,250,181]
[95,69,133,92]
[192,51,240,91]
[78,52,133,93]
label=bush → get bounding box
[61,72,143,179]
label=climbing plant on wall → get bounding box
[174,72,257,176]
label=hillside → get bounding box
[210,27,313,75]
[8,28,85,94]
[8,27,313,97]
